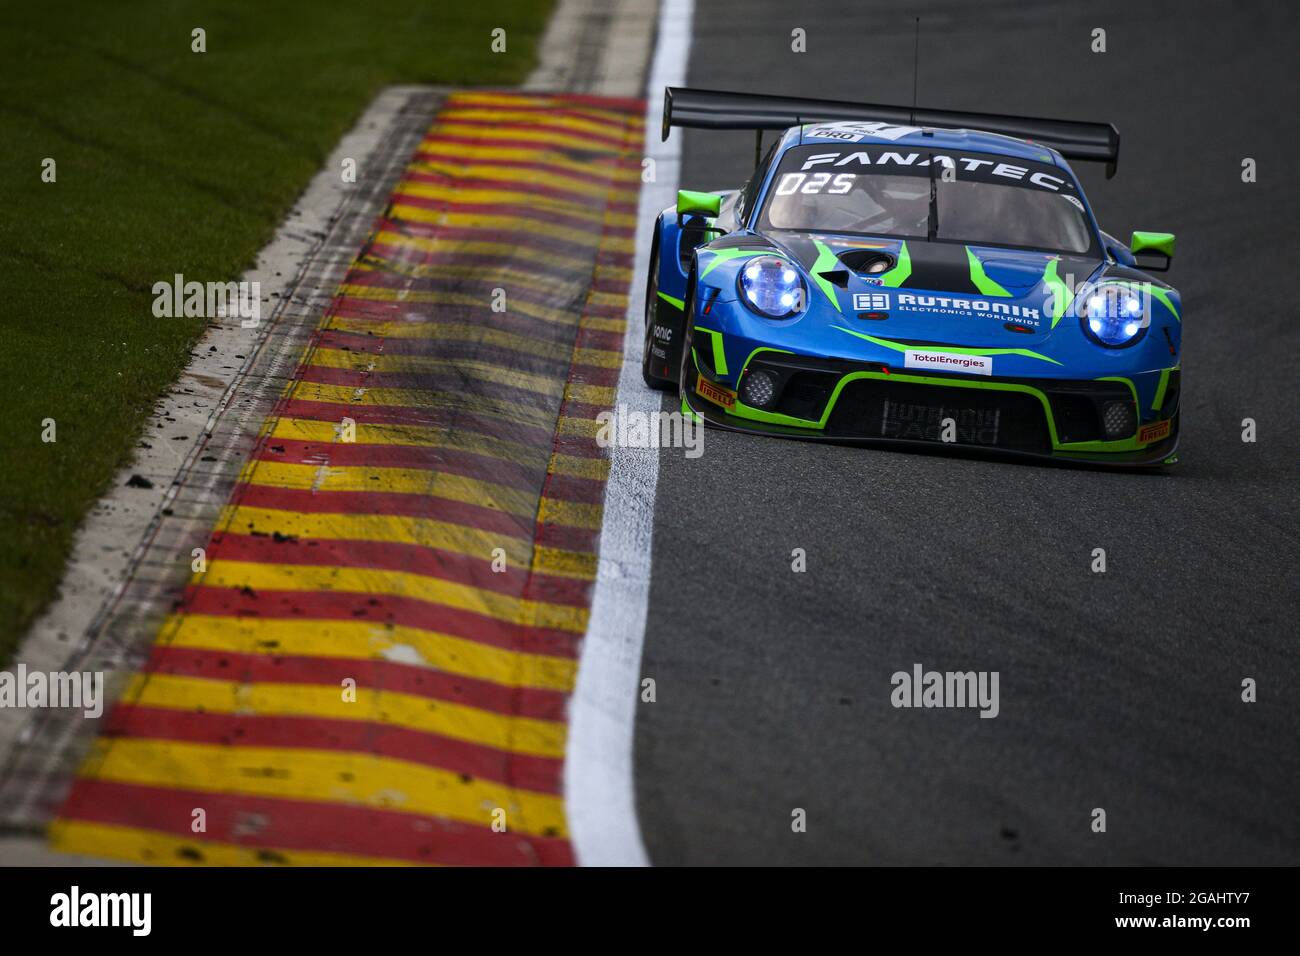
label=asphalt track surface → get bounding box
[634,0,1300,864]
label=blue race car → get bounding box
[643,88,1181,466]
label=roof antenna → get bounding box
[910,17,921,125]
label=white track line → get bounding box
[564,0,693,867]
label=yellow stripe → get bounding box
[50,820,417,867]
[565,382,616,406]
[73,738,567,836]
[533,546,596,579]
[370,232,621,274]
[268,416,549,463]
[198,560,589,633]
[410,157,641,193]
[239,461,537,513]
[429,121,635,155]
[333,284,584,327]
[447,91,644,127]
[573,347,623,369]
[386,208,636,250]
[547,453,609,481]
[217,506,597,581]
[588,290,630,310]
[413,144,644,181]
[437,107,641,139]
[287,381,559,414]
[124,672,565,758]
[352,256,595,294]
[395,182,603,219]
[558,416,601,439]
[319,319,574,364]
[161,615,576,692]
[304,346,568,389]
[537,496,603,531]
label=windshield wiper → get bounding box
[927,151,938,241]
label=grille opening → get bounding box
[826,379,1051,453]
[774,370,837,420]
[1049,393,1100,444]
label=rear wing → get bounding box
[662,87,1121,178]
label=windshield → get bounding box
[759,144,1096,255]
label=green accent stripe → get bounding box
[699,246,773,278]
[1152,367,1172,411]
[1148,285,1180,321]
[810,238,842,313]
[879,241,911,287]
[1044,258,1075,329]
[656,290,684,310]
[694,326,729,375]
[966,247,1012,297]
[831,326,1062,365]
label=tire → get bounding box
[641,240,676,391]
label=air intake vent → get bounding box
[837,250,895,275]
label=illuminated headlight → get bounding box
[738,256,806,319]
[1079,283,1149,348]
[740,368,778,409]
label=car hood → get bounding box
[767,230,1104,347]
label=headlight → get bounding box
[738,256,806,319]
[1078,283,1149,348]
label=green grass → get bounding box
[0,0,554,663]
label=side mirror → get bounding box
[677,189,721,223]
[1130,231,1174,272]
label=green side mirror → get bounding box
[677,189,721,219]
[1130,231,1175,272]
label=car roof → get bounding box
[780,121,1066,169]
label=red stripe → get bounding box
[179,586,583,659]
[341,264,592,297]
[402,169,637,211]
[311,327,572,365]
[292,348,621,392]
[439,101,640,130]
[458,90,645,113]
[206,532,594,606]
[254,438,549,485]
[322,303,613,355]
[363,240,634,286]
[414,149,640,193]
[141,645,566,722]
[60,778,571,865]
[227,484,536,537]
[532,520,600,555]
[370,216,635,263]
[272,397,544,436]
[414,133,638,158]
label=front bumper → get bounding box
[683,351,1180,468]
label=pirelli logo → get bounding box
[696,377,736,410]
[1138,419,1172,444]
